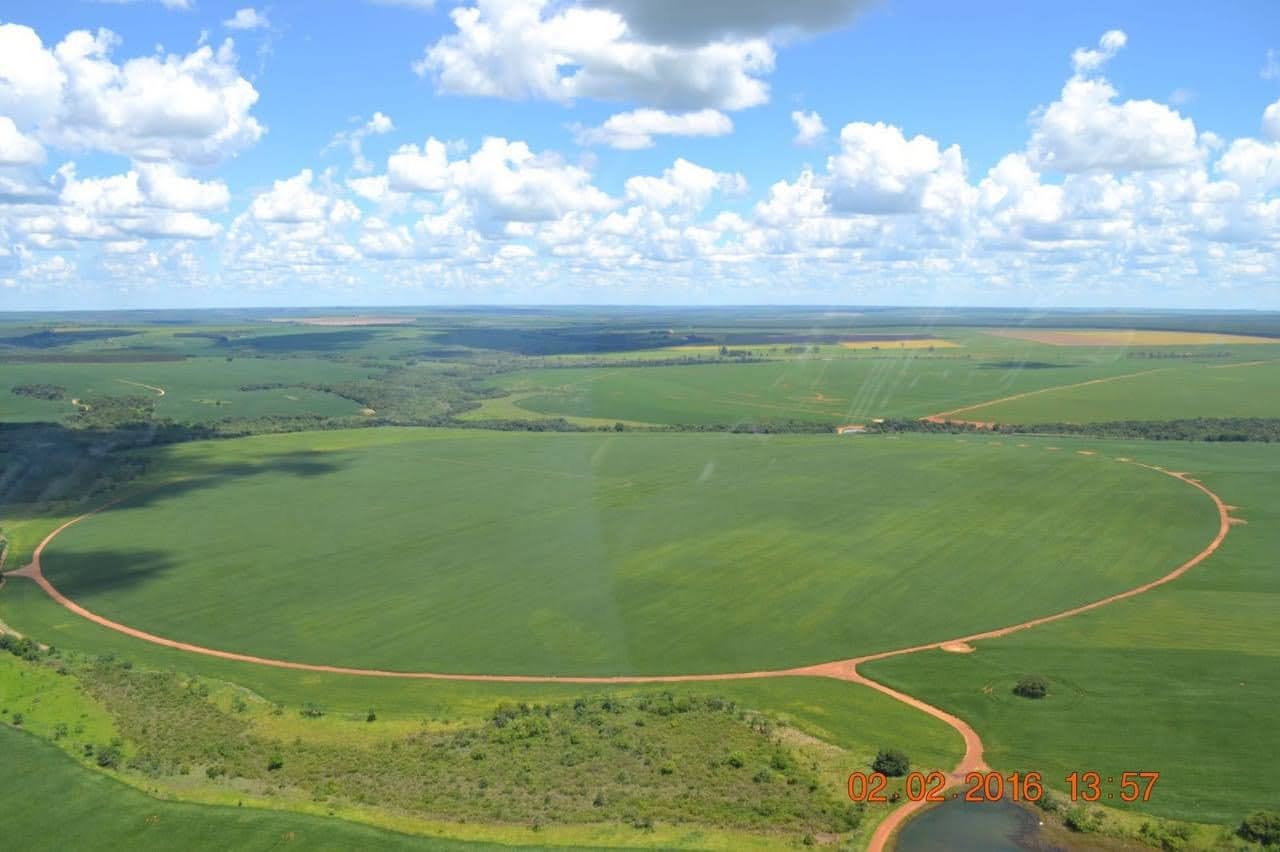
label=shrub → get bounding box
[1064,806,1104,833]
[1239,810,1280,845]
[299,702,325,718]
[724,751,746,768]
[96,745,122,769]
[1013,675,1049,699]
[267,754,284,771]
[872,749,910,777]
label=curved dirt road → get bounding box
[5,455,1233,851]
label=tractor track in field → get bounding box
[921,367,1171,426]
[3,452,1233,852]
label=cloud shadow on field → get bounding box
[38,548,176,598]
[0,422,354,523]
[111,448,354,511]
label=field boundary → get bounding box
[4,451,1234,852]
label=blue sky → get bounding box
[1,0,1278,309]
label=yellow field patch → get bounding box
[838,338,960,350]
[986,329,1280,347]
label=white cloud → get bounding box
[137,163,231,212]
[452,137,615,223]
[416,0,774,111]
[825,122,969,215]
[250,169,335,222]
[387,138,451,191]
[1028,76,1199,173]
[0,117,45,166]
[1264,99,1280,142]
[576,108,733,149]
[623,158,746,209]
[224,8,271,31]
[791,110,826,146]
[1071,29,1126,74]
[366,111,394,135]
[0,24,264,165]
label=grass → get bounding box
[0,358,373,424]
[863,440,1280,826]
[955,359,1280,424]
[486,354,1177,426]
[31,430,1215,676]
[0,723,504,851]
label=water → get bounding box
[894,798,1062,852]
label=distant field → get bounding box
[837,339,959,350]
[37,430,1215,676]
[487,357,1166,426]
[0,358,371,423]
[987,329,1280,346]
[865,440,1280,824]
[957,360,1280,424]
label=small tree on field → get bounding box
[1013,675,1049,699]
[872,749,909,777]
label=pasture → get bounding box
[0,358,373,424]
[955,360,1280,424]
[482,355,1168,426]
[865,440,1280,824]
[36,429,1216,676]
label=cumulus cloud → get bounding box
[825,122,969,215]
[0,24,264,165]
[224,8,271,31]
[1264,98,1280,142]
[452,137,615,223]
[415,0,774,110]
[623,158,746,209]
[576,108,733,149]
[1028,77,1199,173]
[250,169,344,222]
[387,137,451,191]
[0,117,45,166]
[1071,29,1126,74]
[791,110,826,146]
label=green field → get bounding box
[0,358,373,423]
[865,441,1280,825]
[955,360,1280,424]
[0,725,497,851]
[485,355,1182,426]
[4,308,1280,849]
[37,429,1216,676]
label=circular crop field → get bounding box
[40,429,1217,676]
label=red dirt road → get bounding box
[4,454,1233,851]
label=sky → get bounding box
[1,0,1278,310]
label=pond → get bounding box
[894,798,1064,851]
